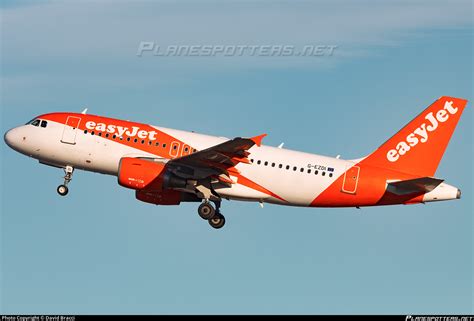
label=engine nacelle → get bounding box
[118,157,187,191]
[118,157,167,190]
[136,190,182,205]
[118,158,200,206]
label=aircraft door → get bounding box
[61,116,81,145]
[342,165,360,194]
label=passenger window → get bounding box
[279,164,283,169]
[322,172,326,176]
[40,120,48,128]
[300,168,304,172]
[264,161,268,166]
[113,134,116,139]
[106,133,109,138]
[271,163,275,167]
[141,140,145,144]
[91,131,95,136]
[286,165,290,170]
[315,170,319,175]
[127,137,131,142]
[162,143,167,148]
[329,173,333,178]
[84,130,88,134]
[251,159,254,163]
[98,132,102,137]
[307,169,311,174]
[134,138,138,143]
[155,142,159,146]
[293,166,297,171]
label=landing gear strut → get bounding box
[57,165,74,196]
[194,182,226,229]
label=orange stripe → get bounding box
[237,174,287,202]
[40,112,194,159]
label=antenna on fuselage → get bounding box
[278,142,284,149]
[81,108,88,114]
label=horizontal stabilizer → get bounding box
[386,177,444,195]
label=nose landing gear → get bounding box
[57,165,74,196]
[57,185,69,196]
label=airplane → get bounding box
[3,96,468,229]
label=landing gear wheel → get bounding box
[198,202,215,220]
[57,185,69,196]
[57,165,74,197]
[209,214,225,229]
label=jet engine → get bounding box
[118,157,186,191]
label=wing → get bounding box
[167,134,267,185]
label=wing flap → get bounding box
[168,134,266,181]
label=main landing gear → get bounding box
[57,165,74,196]
[197,200,226,229]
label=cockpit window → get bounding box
[40,120,48,128]
[30,119,41,127]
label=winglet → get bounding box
[250,134,267,147]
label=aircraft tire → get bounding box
[198,202,215,220]
[57,185,69,196]
[208,214,225,229]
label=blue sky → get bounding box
[1,0,472,314]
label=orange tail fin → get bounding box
[363,96,468,176]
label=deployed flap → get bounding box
[386,177,444,195]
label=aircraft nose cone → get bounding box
[456,189,461,199]
[4,129,15,148]
[4,127,22,151]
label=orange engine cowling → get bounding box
[136,190,181,205]
[118,157,169,190]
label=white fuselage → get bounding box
[4,113,460,207]
[6,117,353,206]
